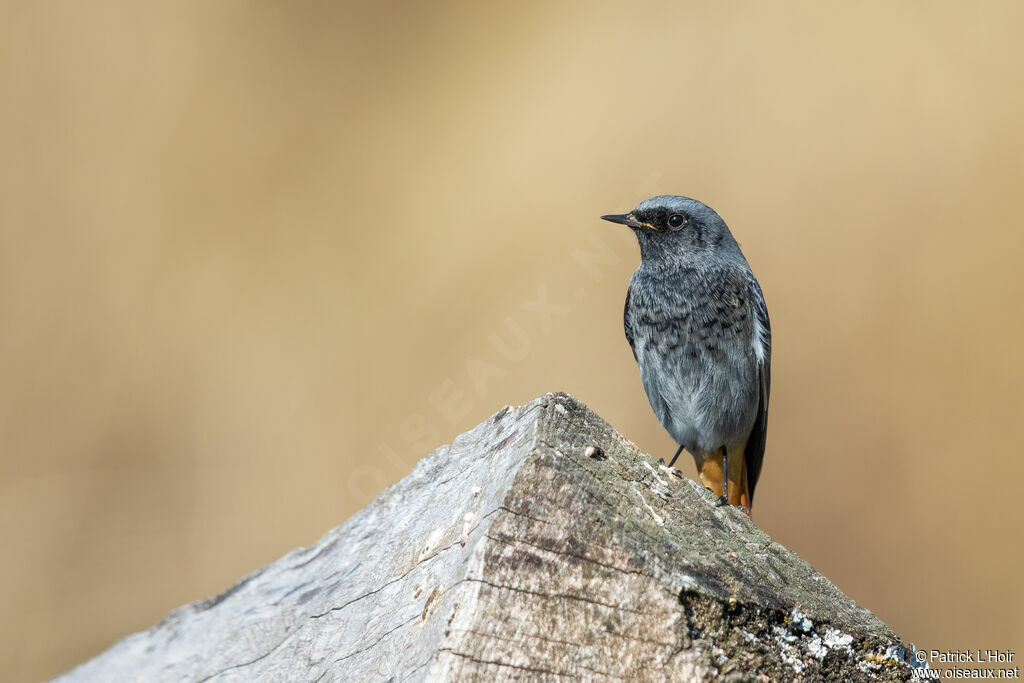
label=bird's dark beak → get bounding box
[600,213,648,229]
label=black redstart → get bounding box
[602,195,771,513]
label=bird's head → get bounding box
[601,195,737,261]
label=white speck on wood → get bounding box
[632,483,665,526]
[460,511,479,546]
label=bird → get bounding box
[601,195,770,514]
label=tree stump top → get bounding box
[56,393,923,681]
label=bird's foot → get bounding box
[713,496,752,516]
[716,493,757,516]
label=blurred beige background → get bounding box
[2,2,1022,680]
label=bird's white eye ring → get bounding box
[668,214,686,230]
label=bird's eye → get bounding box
[667,214,686,230]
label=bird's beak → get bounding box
[600,213,653,230]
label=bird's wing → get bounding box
[743,276,771,503]
[623,284,638,361]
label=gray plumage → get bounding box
[604,195,771,502]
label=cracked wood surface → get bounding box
[54,392,921,682]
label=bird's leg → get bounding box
[714,443,752,515]
[717,445,729,507]
[667,444,684,468]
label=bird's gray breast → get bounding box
[626,264,761,450]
